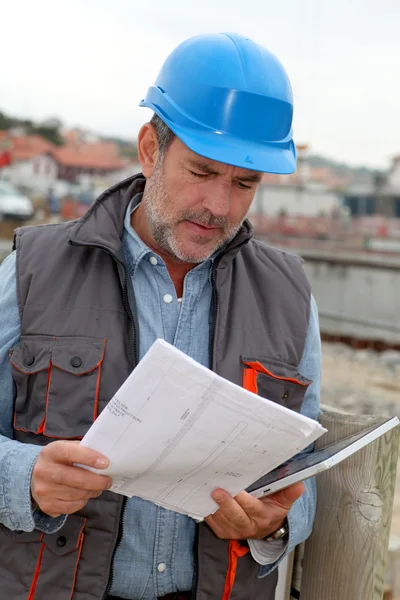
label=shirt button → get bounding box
[163,294,173,304]
[149,256,158,265]
[157,562,166,573]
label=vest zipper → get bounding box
[102,496,127,599]
[69,240,137,598]
[107,259,137,597]
[190,527,199,600]
[208,235,250,370]
[208,262,219,371]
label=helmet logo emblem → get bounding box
[244,155,254,164]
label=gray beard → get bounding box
[142,163,243,264]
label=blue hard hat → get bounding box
[140,33,296,174]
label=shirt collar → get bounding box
[123,193,153,274]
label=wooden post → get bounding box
[388,535,400,598]
[298,408,400,600]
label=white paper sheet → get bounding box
[80,339,326,520]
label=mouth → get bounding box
[185,220,220,237]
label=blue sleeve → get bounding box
[0,252,65,533]
[0,251,20,439]
[256,294,321,575]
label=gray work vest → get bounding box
[0,174,312,600]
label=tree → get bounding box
[32,125,63,146]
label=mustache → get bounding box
[181,211,229,229]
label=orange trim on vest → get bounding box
[38,361,53,434]
[9,362,50,375]
[68,530,86,600]
[222,540,249,600]
[27,542,45,600]
[243,360,309,387]
[93,340,105,421]
[12,426,83,440]
[53,360,104,376]
[13,363,53,436]
[242,366,258,394]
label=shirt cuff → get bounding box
[1,442,65,533]
[33,508,67,534]
[248,537,288,565]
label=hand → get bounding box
[205,482,305,540]
[31,440,112,518]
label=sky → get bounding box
[1,0,399,169]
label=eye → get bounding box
[237,181,252,190]
[189,170,207,178]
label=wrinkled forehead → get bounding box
[168,136,263,183]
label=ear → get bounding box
[138,123,159,178]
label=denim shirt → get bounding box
[0,208,321,599]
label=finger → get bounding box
[206,508,251,540]
[32,482,104,510]
[49,464,112,491]
[51,485,103,501]
[39,498,90,518]
[44,440,109,469]
[261,482,305,509]
[205,514,229,539]
[233,491,266,516]
[206,508,233,530]
[211,489,251,529]
[208,510,235,528]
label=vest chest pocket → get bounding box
[0,515,86,600]
[10,335,106,439]
[242,357,312,413]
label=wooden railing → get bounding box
[276,407,400,600]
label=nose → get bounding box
[201,181,231,218]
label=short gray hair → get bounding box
[150,113,175,156]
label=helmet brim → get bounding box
[176,125,296,174]
[150,112,296,175]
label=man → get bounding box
[0,33,321,600]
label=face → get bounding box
[140,133,262,264]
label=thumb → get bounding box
[263,481,305,509]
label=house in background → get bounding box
[343,156,400,217]
[52,140,126,184]
[0,135,58,192]
[387,155,400,194]
[0,130,129,195]
[251,145,346,218]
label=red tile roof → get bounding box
[51,141,124,170]
[11,135,56,161]
[6,133,125,171]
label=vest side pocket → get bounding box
[10,335,106,440]
[242,357,312,413]
[0,515,86,600]
[10,335,54,435]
